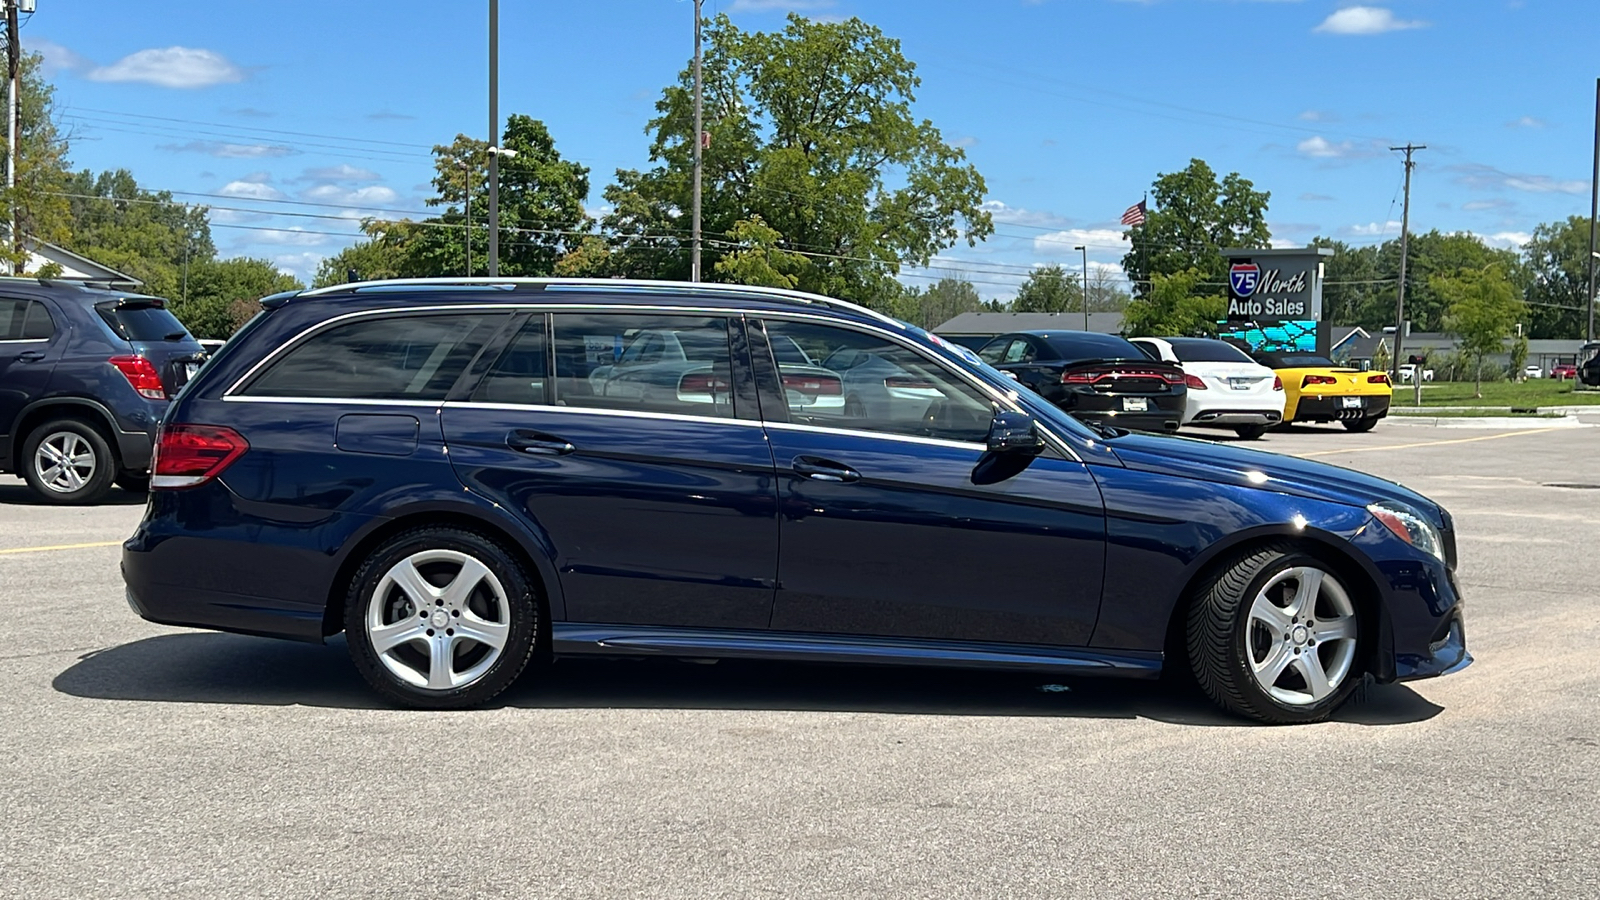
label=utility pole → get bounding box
[1390,143,1425,404]
[1074,245,1089,330]
[690,0,704,282]
[486,0,499,277]
[463,161,472,277]
[1587,77,1598,346]
[5,0,20,274]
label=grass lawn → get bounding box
[1390,380,1600,408]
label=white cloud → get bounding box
[1297,136,1352,158]
[161,140,296,159]
[1481,231,1532,250]
[300,164,382,182]
[1348,220,1403,236]
[217,180,286,201]
[33,39,91,77]
[1452,164,1588,195]
[1314,6,1428,35]
[270,252,329,284]
[1298,109,1337,122]
[980,200,1070,229]
[1462,198,1514,212]
[87,47,246,89]
[1506,116,1546,129]
[251,229,331,247]
[1299,192,1336,202]
[952,136,979,149]
[300,183,401,211]
[1032,228,1129,256]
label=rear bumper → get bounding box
[1292,394,1391,422]
[1056,390,1184,433]
[1187,409,1284,426]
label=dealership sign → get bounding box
[1222,248,1331,323]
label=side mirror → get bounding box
[987,410,1045,456]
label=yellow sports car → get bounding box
[1250,351,1392,432]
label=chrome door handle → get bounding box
[791,456,860,483]
[17,350,45,362]
[506,430,575,456]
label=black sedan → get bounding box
[978,330,1188,433]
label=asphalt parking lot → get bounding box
[3,422,1598,899]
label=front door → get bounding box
[753,317,1107,648]
[441,310,780,631]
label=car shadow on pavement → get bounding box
[53,632,1446,727]
[0,483,148,506]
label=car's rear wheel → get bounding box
[345,527,540,708]
[1234,424,1267,440]
[1342,417,1379,433]
[21,419,115,505]
[1187,547,1363,724]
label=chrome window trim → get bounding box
[0,338,49,344]
[761,420,985,452]
[221,396,445,409]
[441,401,761,429]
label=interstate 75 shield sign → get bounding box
[1229,263,1260,299]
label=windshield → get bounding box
[1168,338,1254,364]
[912,326,1101,441]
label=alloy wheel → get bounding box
[365,549,512,692]
[1244,566,1358,706]
[33,431,98,494]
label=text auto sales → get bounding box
[1228,269,1309,318]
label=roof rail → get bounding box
[296,277,906,330]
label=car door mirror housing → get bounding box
[987,410,1045,456]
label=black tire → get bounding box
[20,418,116,505]
[1186,546,1364,724]
[344,526,541,709]
[1342,417,1379,433]
[115,472,150,493]
[1234,424,1268,440]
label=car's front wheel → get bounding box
[21,419,116,505]
[1187,547,1363,724]
[345,527,541,708]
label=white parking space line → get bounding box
[0,540,123,556]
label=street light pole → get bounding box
[1074,245,1089,330]
[690,0,703,282]
[1390,143,1424,403]
[1587,77,1598,346]
[487,0,499,277]
[4,0,20,273]
[463,161,472,277]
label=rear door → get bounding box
[0,298,63,458]
[441,309,780,630]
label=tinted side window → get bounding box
[762,319,994,444]
[552,313,736,419]
[244,313,498,400]
[977,337,1010,365]
[0,299,54,340]
[96,302,188,342]
[472,318,547,405]
[1002,339,1034,364]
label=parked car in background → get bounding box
[1253,351,1393,433]
[1523,364,1544,380]
[1551,363,1577,381]
[0,279,205,503]
[122,277,1470,724]
[978,330,1186,433]
[1130,337,1285,440]
[1397,364,1434,384]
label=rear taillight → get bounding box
[109,355,166,400]
[1061,371,1093,384]
[782,373,842,395]
[151,424,249,489]
[1368,373,1391,385]
[884,375,937,390]
[1303,374,1338,387]
[1183,373,1207,390]
[1273,376,1284,391]
[677,372,732,396]
[1161,371,1186,385]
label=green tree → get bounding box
[1122,269,1226,337]
[712,215,807,288]
[1521,216,1592,338]
[1012,264,1083,313]
[1384,231,1523,333]
[1310,237,1383,326]
[1437,265,1524,398]
[1,53,73,271]
[603,13,991,308]
[1085,266,1131,313]
[179,258,303,338]
[312,221,413,287]
[887,277,981,330]
[1122,159,1270,298]
[62,168,214,300]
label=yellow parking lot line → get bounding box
[0,540,124,556]
[1296,426,1567,458]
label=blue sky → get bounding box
[32,0,1600,298]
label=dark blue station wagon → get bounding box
[122,279,1470,723]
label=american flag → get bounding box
[1120,200,1147,226]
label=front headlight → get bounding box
[1368,501,1445,561]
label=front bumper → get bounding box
[1395,613,1472,680]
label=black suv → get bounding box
[0,279,205,503]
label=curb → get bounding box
[1384,415,1587,429]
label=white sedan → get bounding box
[1131,337,1287,439]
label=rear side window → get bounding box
[0,299,55,340]
[96,301,188,342]
[242,313,499,401]
[472,318,547,405]
[550,313,736,419]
